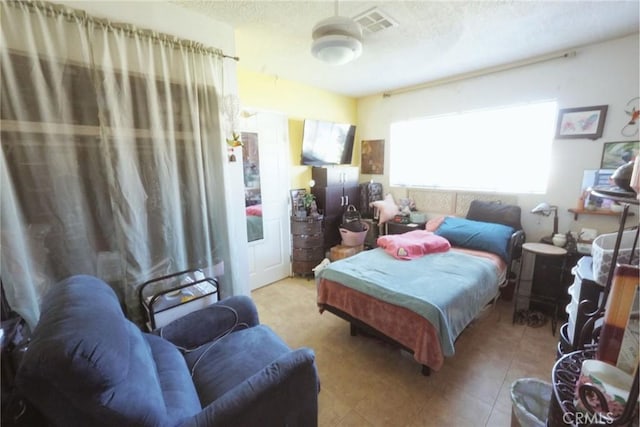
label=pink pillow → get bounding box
[371,194,399,224]
[377,230,451,260]
[246,204,262,216]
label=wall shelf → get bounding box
[568,208,634,220]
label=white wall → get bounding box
[357,34,639,242]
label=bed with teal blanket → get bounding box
[316,200,525,375]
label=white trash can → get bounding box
[510,378,552,427]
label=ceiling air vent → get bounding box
[353,7,397,35]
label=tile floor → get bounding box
[252,276,560,427]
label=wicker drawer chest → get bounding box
[291,215,324,276]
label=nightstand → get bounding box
[291,215,324,277]
[512,242,569,334]
[386,221,426,235]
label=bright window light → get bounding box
[390,100,557,193]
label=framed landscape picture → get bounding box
[601,141,639,169]
[556,105,608,140]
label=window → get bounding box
[390,100,557,194]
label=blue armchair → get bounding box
[16,275,319,427]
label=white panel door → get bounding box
[240,111,291,290]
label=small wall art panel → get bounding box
[407,189,455,214]
[555,105,608,140]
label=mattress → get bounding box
[316,247,506,370]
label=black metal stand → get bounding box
[549,187,639,426]
[139,269,218,330]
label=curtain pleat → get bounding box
[1,1,236,328]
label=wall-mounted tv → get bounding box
[301,119,356,166]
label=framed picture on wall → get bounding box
[555,105,608,140]
[361,139,385,174]
[601,141,639,169]
[290,188,306,212]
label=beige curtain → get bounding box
[1,1,238,327]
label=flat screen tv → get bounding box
[301,119,356,166]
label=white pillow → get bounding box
[371,194,399,224]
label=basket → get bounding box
[591,229,639,285]
[510,378,552,427]
[340,223,369,247]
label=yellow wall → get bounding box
[237,67,358,190]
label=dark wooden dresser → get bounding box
[291,215,324,276]
[311,166,359,249]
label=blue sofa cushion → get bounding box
[27,275,130,390]
[17,275,197,427]
[145,334,202,421]
[185,325,292,406]
[200,347,320,427]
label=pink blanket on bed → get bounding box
[317,278,445,370]
[377,230,451,260]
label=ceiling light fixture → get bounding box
[311,1,362,66]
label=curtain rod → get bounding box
[382,49,577,98]
[8,0,239,61]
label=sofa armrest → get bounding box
[182,348,319,427]
[153,295,259,350]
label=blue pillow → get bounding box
[434,216,515,261]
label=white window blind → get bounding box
[390,100,557,194]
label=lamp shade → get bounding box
[531,202,559,236]
[611,160,635,193]
[531,202,555,215]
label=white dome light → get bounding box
[311,15,363,65]
[311,35,362,65]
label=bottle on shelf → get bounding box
[577,191,586,210]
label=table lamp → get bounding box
[531,202,558,242]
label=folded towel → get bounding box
[377,230,450,260]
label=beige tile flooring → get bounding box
[252,276,560,427]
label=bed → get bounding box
[316,200,525,375]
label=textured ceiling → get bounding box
[174,1,640,97]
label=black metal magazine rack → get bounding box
[139,269,218,330]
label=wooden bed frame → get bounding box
[320,303,433,376]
